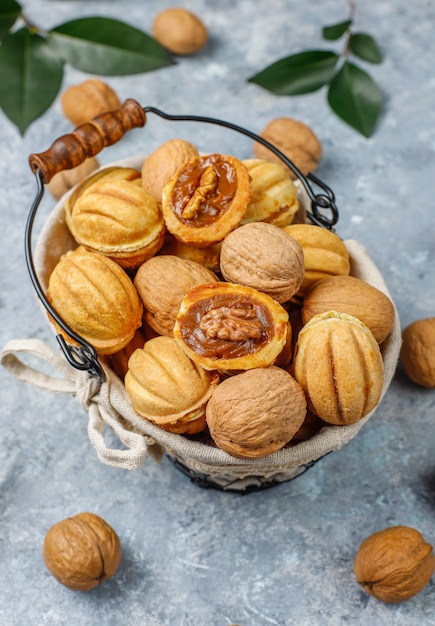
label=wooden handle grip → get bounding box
[29,99,147,184]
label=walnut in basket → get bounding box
[134,255,219,337]
[220,222,304,303]
[206,366,307,458]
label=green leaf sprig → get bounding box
[0,0,175,135]
[248,1,383,138]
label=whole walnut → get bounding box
[220,222,304,303]
[61,79,121,126]
[400,317,435,388]
[354,526,435,603]
[152,8,208,55]
[253,117,322,179]
[301,275,395,344]
[43,512,121,591]
[206,366,307,458]
[134,255,218,336]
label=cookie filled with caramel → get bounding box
[161,153,251,247]
[173,282,289,371]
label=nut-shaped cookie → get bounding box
[206,366,307,458]
[283,223,350,296]
[173,282,289,371]
[65,166,141,217]
[47,246,143,355]
[220,222,304,303]
[293,311,383,425]
[125,336,219,434]
[66,179,165,269]
[43,512,121,591]
[161,153,251,247]
[134,255,219,336]
[141,138,199,202]
[241,158,299,227]
[302,275,395,344]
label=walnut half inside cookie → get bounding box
[161,153,251,247]
[173,282,289,371]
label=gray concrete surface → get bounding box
[0,1,434,624]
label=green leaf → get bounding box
[0,0,21,42]
[322,20,352,41]
[327,60,382,137]
[0,28,64,135]
[349,32,383,64]
[48,17,174,75]
[248,50,339,95]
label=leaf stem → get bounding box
[341,0,356,61]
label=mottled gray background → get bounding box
[1,1,434,624]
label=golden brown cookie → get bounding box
[161,153,251,247]
[173,282,289,372]
[47,246,143,355]
[293,311,384,425]
[241,158,299,227]
[125,336,219,434]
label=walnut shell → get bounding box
[66,178,166,269]
[253,117,322,179]
[141,139,199,202]
[293,311,384,425]
[354,526,435,603]
[220,222,304,303]
[47,246,143,355]
[134,255,219,336]
[47,157,100,201]
[241,158,299,227]
[206,366,307,458]
[173,282,289,372]
[283,223,350,296]
[400,318,435,388]
[152,8,208,55]
[60,79,121,126]
[302,275,395,344]
[125,336,219,434]
[43,512,121,591]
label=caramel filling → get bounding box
[171,154,238,227]
[179,294,273,359]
